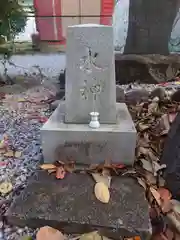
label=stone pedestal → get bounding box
[41,102,136,165]
[6,171,151,240]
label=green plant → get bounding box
[0,0,27,41]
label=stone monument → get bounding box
[41,24,136,165]
[6,25,151,240]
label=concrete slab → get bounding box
[41,102,136,165]
[6,171,151,240]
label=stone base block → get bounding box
[41,102,136,165]
[6,171,151,240]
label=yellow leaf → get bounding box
[94,182,110,203]
[40,164,56,170]
[15,151,22,158]
[0,141,6,149]
[79,232,111,240]
[0,181,13,194]
[91,173,111,188]
[36,226,65,240]
[4,150,14,157]
[18,98,26,102]
[79,231,101,240]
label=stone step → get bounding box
[6,171,151,240]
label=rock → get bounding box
[6,171,151,240]
[160,112,180,200]
[150,87,166,101]
[171,89,180,102]
[125,89,150,105]
[116,85,125,102]
[115,54,180,84]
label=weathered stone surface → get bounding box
[160,112,180,200]
[65,24,116,124]
[115,53,180,84]
[125,89,149,105]
[150,87,166,101]
[41,102,136,165]
[6,171,151,239]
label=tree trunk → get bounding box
[124,0,179,55]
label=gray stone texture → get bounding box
[41,102,136,165]
[6,171,152,240]
[65,24,116,124]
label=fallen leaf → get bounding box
[138,123,150,131]
[124,237,141,240]
[0,181,13,194]
[137,177,147,190]
[122,169,137,176]
[36,226,65,240]
[21,236,33,240]
[111,164,126,169]
[171,199,180,214]
[140,159,153,173]
[168,112,177,123]
[0,141,6,149]
[14,151,22,158]
[94,182,110,203]
[148,100,159,114]
[79,231,104,240]
[91,173,111,188]
[159,114,170,135]
[40,164,56,170]
[158,188,172,202]
[4,150,14,157]
[48,169,56,174]
[56,166,66,179]
[150,187,161,205]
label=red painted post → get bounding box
[100,0,114,25]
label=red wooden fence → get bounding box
[34,0,114,45]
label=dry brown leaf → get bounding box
[138,147,149,157]
[36,226,65,240]
[91,173,111,188]
[4,150,14,157]
[148,99,159,114]
[40,164,57,170]
[47,169,56,174]
[150,187,161,205]
[94,182,110,203]
[167,211,180,234]
[158,188,172,202]
[56,166,66,179]
[159,114,170,135]
[14,151,22,158]
[137,177,147,190]
[171,199,180,214]
[138,123,150,131]
[168,112,177,123]
[0,181,13,195]
[140,159,153,173]
[122,169,137,176]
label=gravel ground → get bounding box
[0,85,56,240]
